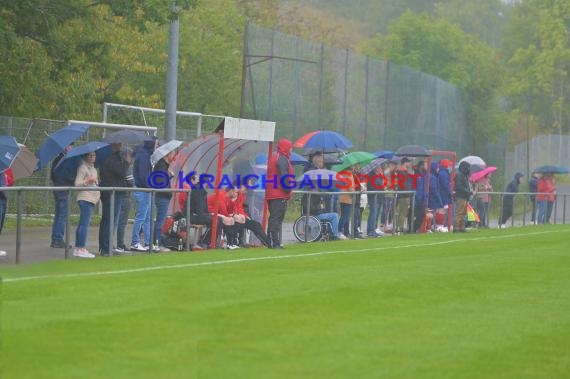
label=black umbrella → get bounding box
[534,165,569,174]
[395,144,431,157]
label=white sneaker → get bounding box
[113,247,125,254]
[158,246,171,252]
[130,243,149,252]
[227,244,239,250]
[337,233,348,240]
[73,248,95,259]
[375,229,385,236]
[0,250,6,257]
[151,244,160,252]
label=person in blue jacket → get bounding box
[428,162,444,231]
[438,159,453,226]
[130,138,157,252]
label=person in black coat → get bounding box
[99,143,131,255]
[499,172,524,228]
[453,161,472,232]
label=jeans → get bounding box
[116,194,132,249]
[154,196,171,246]
[339,203,352,236]
[131,191,151,246]
[367,196,380,234]
[317,212,339,237]
[537,200,554,224]
[51,190,69,243]
[99,192,125,254]
[75,200,94,248]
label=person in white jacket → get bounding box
[73,152,100,258]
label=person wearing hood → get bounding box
[265,138,294,248]
[427,162,444,231]
[453,161,471,232]
[499,172,524,228]
[130,138,157,252]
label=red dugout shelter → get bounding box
[170,117,276,249]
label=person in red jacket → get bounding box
[537,173,556,224]
[207,188,241,249]
[228,186,271,247]
[265,139,294,249]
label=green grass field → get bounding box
[2,226,570,378]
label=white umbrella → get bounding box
[151,140,183,166]
[459,155,486,167]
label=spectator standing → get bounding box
[475,173,493,228]
[499,172,524,228]
[265,139,294,249]
[73,152,100,258]
[152,151,176,252]
[115,148,134,253]
[528,172,540,224]
[453,161,471,233]
[50,144,74,248]
[537,173,556,224]
[130,138,156,252]
[98,143,130,256]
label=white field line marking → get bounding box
[1,230,560,284]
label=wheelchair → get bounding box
[293,215,334,243]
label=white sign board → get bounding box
[223,117,276,142]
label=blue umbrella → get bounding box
[372,150,394,159]
[293,130,353,150]
[53,142,111,179]
[534,165,569,174]
[254,152,307,166]
[36,123,90,170]
[0,136,21,173]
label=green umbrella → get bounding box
[332,151,375,172]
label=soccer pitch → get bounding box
[2,226,569,378]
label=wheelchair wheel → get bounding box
[293,215,322,242]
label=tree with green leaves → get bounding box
[503,0,570,134]
[361,10,506,150]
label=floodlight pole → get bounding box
[164,1,180,142]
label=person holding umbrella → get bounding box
[73,152,100,258]
[537,173,556,224]
[50,144,75,248]
[475,172,493,228]
[98,143,131,256]
[152,150,177,252]
[130,137,157,252]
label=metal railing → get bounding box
[1,186,568,263]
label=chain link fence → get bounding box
[241,23,469,154]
